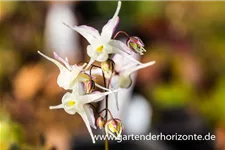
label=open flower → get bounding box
[38,51,88,91]
[64,1,142,69]
[49,90,115,143]
[117,61,155,88]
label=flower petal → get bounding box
[64,23,100,48]
[53,51,72,70]
[109,40,132,55]
[69,63,87,85]
[78,91,114,104]
[96,52,109,62]
[38,51,68,72]
[85,57,96,70]
[83,105,96,129]
[125,61,156,76]
[49,104,64,110]
[115,49,143,65]
[101,1,121,42]
[78,109,96,143]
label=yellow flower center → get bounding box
[96,45,104,52]
[67,101,76,107]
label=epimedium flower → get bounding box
[38,51,88,91]
[63,1,142,69]
[127,36,146,55]
[101,59,115,79]
[116,61,155,88]
[49,90,116,143]
[96,116,105,129]
[105,119,123,140]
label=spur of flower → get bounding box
[49,90,116,143]
[63,1,142,69]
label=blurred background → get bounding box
[0,1,225,150]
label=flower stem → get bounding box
[102,69,109,150]
[105,137,109,150]
[113,31,130,39]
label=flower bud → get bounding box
[127,36,146,55]
[105,119,123,139]
[83,80,95,94]
[101,59,115,79]
[96,116,105,129]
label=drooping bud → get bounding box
[101,59,115,79]
[105,119,123,139]
[96,116,105,129]
[127,36,146,55]
[83,80,95,94]
[118,75,132,89]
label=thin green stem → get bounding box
[102,69,109,150]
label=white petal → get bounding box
[109,40,132,55]
[87,45,97,58]
[85,57,96,70]
[83,105,96,129]
[78,91,113,104]
[64,23,100,48]
[57,71,72,90]
[53,52,72,70]
[96,52,109,62]
[69,64,86,85]
[101,1,121,42]
[64,107,77,115]
[115,49,142,65]
[49,104,64,109]
[125,61,156,76]
[38,51,68,72]
[78,109,96,143]
[109,81,119,111]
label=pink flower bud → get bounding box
[96,116,105,129]
[105,119,123,139]
[82,80,95,94]
[101,59,115,79]
[127,36,146,55]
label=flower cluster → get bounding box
[38,1,155,144]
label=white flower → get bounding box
[64,1,142,69]
[117,61,155,88]
[49,90,115,143]
[38,51,88,91]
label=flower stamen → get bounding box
[96,45,104,53]
[66,101,76,107]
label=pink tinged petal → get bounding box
[109,40,132,55]
[53,52,72,70]
[101,1,122,42]
[114,48,142,65]
[83,105,96,129]
[38,51,68,72]
[79,110,96,143]
[63,23,100,48]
